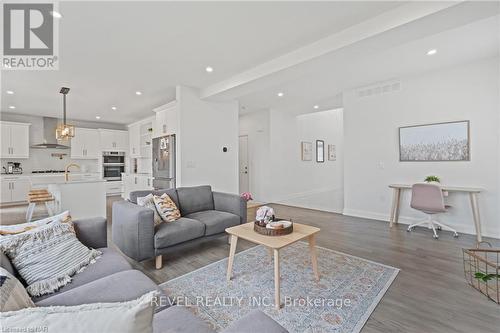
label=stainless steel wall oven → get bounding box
[102,151,125,181]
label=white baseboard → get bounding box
[272,187,344,214]
[342,208,499,239]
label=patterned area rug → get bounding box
[160,242,399,333]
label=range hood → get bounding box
[30,117,70,149]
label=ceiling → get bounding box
[1,1,498,124]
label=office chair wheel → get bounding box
[407,227,414,232]
[433,234,439,239]
[453,232,459,238]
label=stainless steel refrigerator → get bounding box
[152,135,176,189]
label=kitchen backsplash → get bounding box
[1,148,99,173]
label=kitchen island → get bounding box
[46,179,106,220]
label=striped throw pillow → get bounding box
[0,220,101,297]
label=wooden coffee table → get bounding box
[225,222,320,309]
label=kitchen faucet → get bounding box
[65,163,80,181]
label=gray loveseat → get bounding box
[112,185,246,269]
[0,217,288,333]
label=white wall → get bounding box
[269,109,344,212]
[343,57,500,238]
[239,110,272,201]
[177,86,239,193]
[239,108,344,213]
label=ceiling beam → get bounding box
[200,1,463,99]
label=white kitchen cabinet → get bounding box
[99,129,128,151]
[71,128,100,159]
[0,177,31,203]
[121,174,153,199]
[0,121,30,159]
[105,181,123,196]
[153,101,178,138]
[128,123,141,158]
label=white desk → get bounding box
[388,184,483,242]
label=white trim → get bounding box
[342,208,500,238]
[153,100,177,113]
[0,121,31,126]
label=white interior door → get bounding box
[239,135,249,194]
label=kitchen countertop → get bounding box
[50,179,107,184]
[1,172,100,178]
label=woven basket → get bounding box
[254,220,293,236]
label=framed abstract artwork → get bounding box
[301,141,312,161]
[316,140,324,163]
[399,120,470,161]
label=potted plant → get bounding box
[424,175,441,184]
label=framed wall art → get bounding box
[301,141,312,161]
[316,140,324,163]
[399,120,470,161]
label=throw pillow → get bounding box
[0,291,157,333]
[153,193,181,223]
[137,194,163,227]
[0,220,101,297]
[0,267,35,311]
[0,211,71,236]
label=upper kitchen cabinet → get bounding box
[128,123,141,158]
[70,128,100,159]
[99,129,128,151]
[153,101,178,138]
[128,117,153,158]
[0,121,30,159]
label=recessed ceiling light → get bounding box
[8,105,16,109]
[111,106,117,110]
[50,11,62,19]
[427,49,437,56]
[95,116,101,120]
[6,90,14,95]
[277,92,284,97]
[205,66,214,73]
[135,91,142,95]
[313,105,319,109]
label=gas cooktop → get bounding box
[31,170,68,174]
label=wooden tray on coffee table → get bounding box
[254,219,293,236]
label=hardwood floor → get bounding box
[2,197,499,332]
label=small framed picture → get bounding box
[328,144,336,161]
[316,140,324,163]
[301,141,312,161]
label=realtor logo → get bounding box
[2,2,59,70]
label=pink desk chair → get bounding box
[407,183,458,239]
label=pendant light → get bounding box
[55,87,75,140]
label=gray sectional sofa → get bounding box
[112,185,246,269]
[0,217,288,333]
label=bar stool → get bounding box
[26,189,54,222]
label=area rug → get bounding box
[160,242,399,333]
